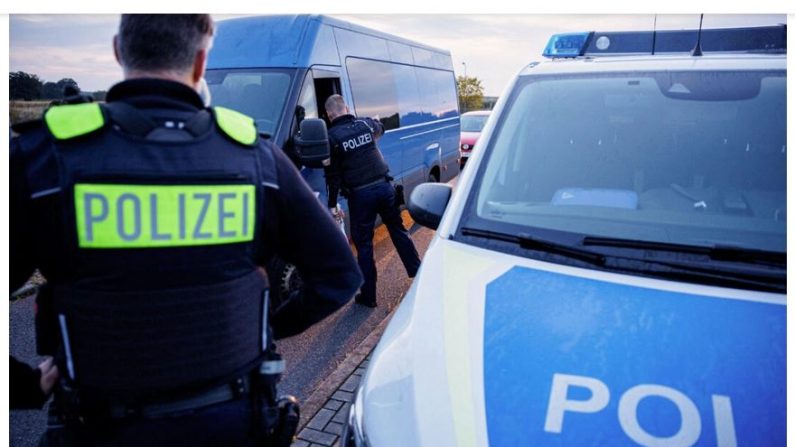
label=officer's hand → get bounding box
[330,206,345,220]
[38,357,59,396]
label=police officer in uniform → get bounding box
[324,95,421,308]
[10,15,362,446]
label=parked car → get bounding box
[458,110,490,169]
[343,25,786,447]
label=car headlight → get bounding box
[341,387,369,447]
[461,144,471,150]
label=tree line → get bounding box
[456,75,485,113]
[9,71,106,101]
[12,69,484,112]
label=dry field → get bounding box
[10,100,49,125]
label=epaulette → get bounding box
[212,106,257,147]
[43,103,106,140]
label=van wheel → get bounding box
[265,257,303,311]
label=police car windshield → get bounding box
[466,70,786,255]
[461,114,489,132]
[205,69,293,136]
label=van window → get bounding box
[416,68,458,119]
[206,69,293,136]
[392,64,424,126]
[346,58,400,130]
[347,58,458,130]
[297,72,319,120]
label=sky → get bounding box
[8,13,787,96]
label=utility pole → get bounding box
[462,61,467,78]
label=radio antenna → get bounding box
[691,14,704,56]
[651,14,658,55]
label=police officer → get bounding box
[10,15,362,446]
[324,95,421,308]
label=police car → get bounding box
[342,25,786,446]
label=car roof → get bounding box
[519,54,786,77]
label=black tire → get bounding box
[265,257,303,311]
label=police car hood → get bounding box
[359,238,785,446]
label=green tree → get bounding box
[9,71,43,100]
[41,82,61,99]
[456,75,484,113]
[41,78,80,99]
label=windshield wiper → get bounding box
[461,228,784,292]
[461,227,606,266]
[583,236,786,267]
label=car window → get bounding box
[465,71,785,253]
[461,115,489,132]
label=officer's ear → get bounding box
[113,35,122,66]
[192,48,208,86]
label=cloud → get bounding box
[10,43,120,90]
[11,14,118,47]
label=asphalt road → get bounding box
[9,213,434,447]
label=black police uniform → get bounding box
[10,356,48,409]
[10,78,362,446]
[325,114,421,307]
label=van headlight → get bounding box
[341,387,369,447]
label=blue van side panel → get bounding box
[393,118,460,186]
[388,41,414,65]
[307,24,341,66]
[412,47,435,67]
[334,27,390,61]
[210,14,454,70]
[315,15,453,67]
[209,15,312,69]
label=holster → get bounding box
[52,378,83,426]
[252,350,300,447]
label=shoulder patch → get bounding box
[44,103,105,140]
[213,106,257,146]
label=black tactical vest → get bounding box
[328,116,389,188]
[22,102,278,395]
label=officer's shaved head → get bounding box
[325,95,349,121]
[116,14,214,79]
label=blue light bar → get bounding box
[542,25,786,59]
[543,32,592,58]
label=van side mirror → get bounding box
[408,183,452,230]
[294,118,330,169]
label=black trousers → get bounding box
[348,181,421,304]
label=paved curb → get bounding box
[297,307,394,431]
